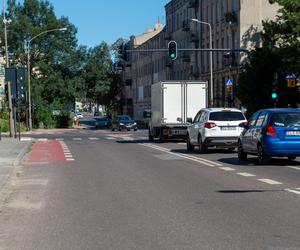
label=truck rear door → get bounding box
[162,83,183,124]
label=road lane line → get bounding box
[66,158,75,161]
[258,179,282,185]
[140,143,216,167]
[88,137,99,140]
[73,138,82,141]
[55,138,64,141]
[285,189,300,195]
[237,172,256,177]
[145,143,223,166]
[38,138,48,141]
[286,165,300,171]
[219,167,235,171]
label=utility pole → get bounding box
[3,0,15,137]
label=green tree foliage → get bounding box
[1,0,121,127]
[237,0,300,115]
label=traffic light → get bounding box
[271,92,278,99]
[168,40,177,60]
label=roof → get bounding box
[258,108,300,113]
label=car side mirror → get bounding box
[239,122,249,129]
[187,118,193,123]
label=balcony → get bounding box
[182,20,190,32]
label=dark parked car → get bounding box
[94,116,111,128]
[238,109,300,164]
[111,115,137,131]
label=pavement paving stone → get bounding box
[0,137,32,196]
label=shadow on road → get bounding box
[217,189,283,194]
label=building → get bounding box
[121,0,279,122]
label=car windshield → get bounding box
[270,112,300,127]
[118,116,132,121]
[209,111,245,121]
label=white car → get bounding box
[187,108,247,153]
[75,113,83,119]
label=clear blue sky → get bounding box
[46,0,170,48]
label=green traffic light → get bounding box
[271,93,278,99]
[170,53,175,59]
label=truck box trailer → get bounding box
[149,81,207,141]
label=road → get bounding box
[0,120,299,249]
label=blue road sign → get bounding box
[285,74,296,80]
[226,79,233,86]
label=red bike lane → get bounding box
[24,140,73,165]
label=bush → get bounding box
[0,119,9,132]
[34,106,55,129]
[55,112,73,128]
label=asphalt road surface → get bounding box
[0,126,299,250]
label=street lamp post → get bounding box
[191,19,213,107]
[2,0,14,137]
[26,27,67,131]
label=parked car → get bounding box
[94,116,111,128]
[187,108,247,153]
[111,115,137,131]
[238,108,300,164]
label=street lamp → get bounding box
[26,27,67,131]
[191,18,213,107]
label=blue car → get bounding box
[238,109,300,164]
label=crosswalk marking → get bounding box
[88,137,99,140]
[219,167,235,171]
[237,172,256,177]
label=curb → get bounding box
[13,141,33,166]
[0,141,33,210]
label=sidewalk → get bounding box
[0,137,32,195]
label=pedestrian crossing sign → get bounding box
[226,79,233,86]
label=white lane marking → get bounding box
[105,137,116,140]
[219,167,236,171]
[73,138,82,141]
[237,172,256,177]
[258,179,282,185]
[88,137,99,140]
[286,165,300,171]
[38,138,48,141]
[140,143,217,167]
[122,137,134,141]
[285,189,300,195]
[59,141,74,161]
[144,144,223,166]
[20,137,34,141]
[55,138,64,141]
[177,142,186,145]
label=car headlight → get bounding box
[120,123,124,126]
[133,122,137,125]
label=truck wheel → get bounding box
[159,128,164,142]
[198,134,207,153]
[186,134,194,152]
[148,129,154,142]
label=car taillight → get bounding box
[266,125,277,137]
[204,122,216,129]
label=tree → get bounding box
[237,0,300,115]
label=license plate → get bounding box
[221,126,236,131]
[172,129,186,135]
[286,131,300,136]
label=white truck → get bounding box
[148,81,207,141]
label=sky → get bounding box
[44,0,170,48]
